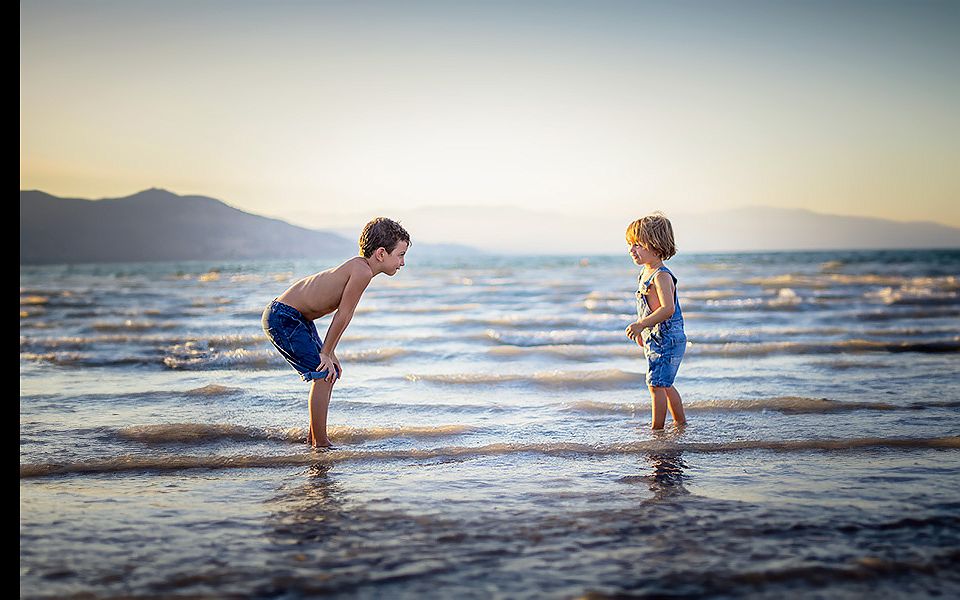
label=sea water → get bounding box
[20,249,960,598]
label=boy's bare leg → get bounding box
[308,377,335,448]
[666,386,686,425]
[649,386,668,430]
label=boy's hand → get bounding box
[625,322,645,346]
[317,353,338,383]
[331,353,342,380]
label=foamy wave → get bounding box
[117,423,278,443]
[19,352,149,367]
[115,423,476,445]
[702,296,807,311]
[583,298,632,313]
[184,384,243,396]
[692,339,960,356]
[486,329,622,347]
[326,424,477,444]
[362,303,482,314]
[868,285,960,306]
[21,333,264,351]
[163,348,277,370]
[21,436,960,478]
[163,345,409,370]
[91,320,179,332]
[746,273,902,288]
[682,290,741,300]
[406,368,641,388]
[189,296,233,307]
[563,396,958,414]
[489,344,642,359]
[450,314,586,329]
[337,347,407,363]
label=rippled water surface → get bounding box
[20,250,960,598]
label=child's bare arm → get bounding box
[316,262,372,381]
[642,271,676,326]
[625,272,676,342]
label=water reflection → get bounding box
[643,427,690,500]
[646,450,690,499]
[265,463,346,546]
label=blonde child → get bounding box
[624,213,687,429]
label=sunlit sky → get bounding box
[20,0,960,246]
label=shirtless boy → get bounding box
[261,217,410,448]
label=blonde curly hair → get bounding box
[625,212,676,260]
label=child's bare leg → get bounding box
[308,377,335,448]
[666,386,686,425]
[649,386,668,430]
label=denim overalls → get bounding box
[637,265,687,387]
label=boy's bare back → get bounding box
[276,257,373,321]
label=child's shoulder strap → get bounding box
[651,265,677,286]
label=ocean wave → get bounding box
[184,384,244,396]
[487,338,960,361]
[681,290,742,300]
[337,347,407,363]
[21,436,959,478]
[486,329,623,347]
[114,423,476,445]
[748,273,892,287]
[19,352,152,367]
[700,296,811,311]
[450,314,593,329]
[855,306,960,321]
[691,339,960,356]
[162,345,409,371]
[358,303,482,315]
[91,320,180,332]
[163,347,277,370]
[20,295,49,306]
[489,344,643,359]
[20,333,265,351]
[867,285,960,306]
[406,368,640,388]
[714,549,960,589]
[583,298,632,313]
[563,397,900,415]
[189,296,234,307]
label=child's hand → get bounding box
[331,353,342,380]
[625,322,645,346]
[317,353,338,382]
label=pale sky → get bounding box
[20,0,960,245]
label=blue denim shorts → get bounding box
[641,322,686,388]
[261,299,340,382]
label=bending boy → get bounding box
[261,217,410,448]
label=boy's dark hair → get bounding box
[359,217,411,258]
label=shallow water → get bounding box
[20,249,960,598]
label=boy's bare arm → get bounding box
[315,261,373,379]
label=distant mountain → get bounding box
[675,207,960,253]
[20,188,357,264]
[20,189,959,262]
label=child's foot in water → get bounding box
[312,437,334,450]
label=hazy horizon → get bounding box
[20,187,960,256]
[21,0,960,243]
